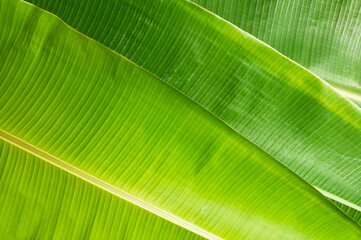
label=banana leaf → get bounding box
[0,139,203,240]
[331,200,361,226]
[1,0,361,238]
[25,0,361,218]
[192,0,361,106]
[192,0,361,219]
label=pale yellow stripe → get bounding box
[0,130,222,240]
[331,85,361,104]
[315,187,361,212]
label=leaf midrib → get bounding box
[0,130,222,240]
[330,84,361,104]
[2,129,360,232]
[22,0,361,213]
[187,0,361,107]
[10,0,361,225]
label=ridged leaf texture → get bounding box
[24,0,361,218]
[194,0,361,106]
[1,0,361,239]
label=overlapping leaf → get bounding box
[0,140,203,239]
[1,0,360,239]
[193,0,361,106]
[25,0,361,218]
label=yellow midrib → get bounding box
[1,129,360,235]
[0,130,223,240]
[188,0,361,108]
[331,84,361,105]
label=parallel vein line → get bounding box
[187,0,361,107]
[0,130,222,240]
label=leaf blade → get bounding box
[1,0,360,238]
[0,137,205,239]
[192,0,361,101]
[24,0,361,214]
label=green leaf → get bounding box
[331,199,361,226]
[25,0,361,217]
[192,0,361,219]
[0,139,204,240]
[1,0,360,238]
[191,0,361,104]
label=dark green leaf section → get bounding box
[0,139,203,240]
[192,0,361,220]
[26,0,361,213]
[1,0,361,239]
[330,199,361,226]
[194,0,361,97]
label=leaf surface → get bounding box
[192,0,361,104]
[0,139,204,240]
[1,0,360,239]
[25,0,361,215]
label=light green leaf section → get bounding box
[0,139,204,240]
[1,0,361,239]
[193,0,361,103]
[26,0,361,215]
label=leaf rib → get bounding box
[330,84,361,106]
[315,187,361,213]
[2,1,361,238]
[23,0,361,214]
[0,130,222,240]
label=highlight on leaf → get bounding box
[0,0,360,239]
